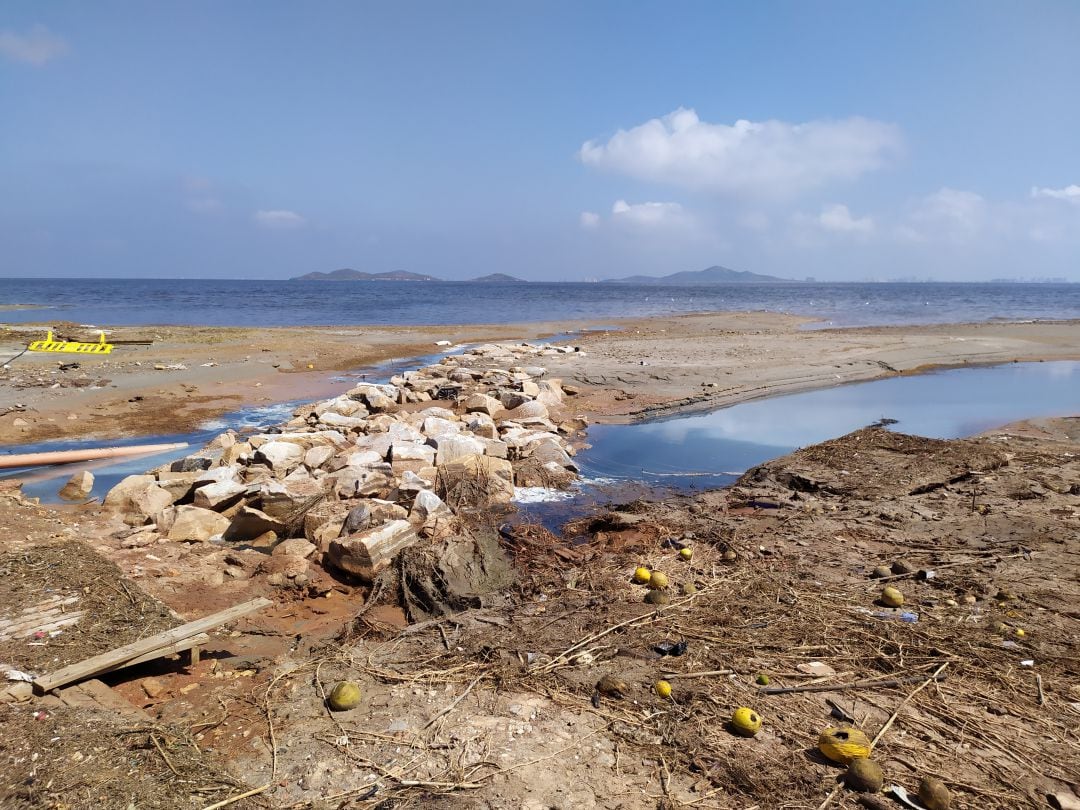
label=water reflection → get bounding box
[578,361,1080,492]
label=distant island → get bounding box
[601,265,792,285]
[292,269,439,282]
[468,273,527,283]
[291,265,792,284]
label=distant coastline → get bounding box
[290,264,794,284]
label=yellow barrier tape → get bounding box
[28,330,114,355]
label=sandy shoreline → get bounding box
[1,314,1078,808]
[3,313,1079,446]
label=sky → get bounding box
[2,1,1079,281]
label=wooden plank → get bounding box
[34,597,271,693]
[124,632,210,668]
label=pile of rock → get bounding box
[102,342,586,587]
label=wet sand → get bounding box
[3,314,1079,445]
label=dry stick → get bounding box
[534,610,656,672]
[201,784,273,810]
[424,675,483,729]
[816,663,948,810]
[869,663,948,748]
[877,552,1026,582]
[535,587,711,674]
[150,734,181,778]
[761,671,946,696]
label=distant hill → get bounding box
[292,269,440,282]
[468,273,527,283]
[601,265,792,285]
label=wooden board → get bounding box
[34,597,271,693]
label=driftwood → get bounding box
[0,442,189,470]
[34,597,271,692]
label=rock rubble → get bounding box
[102,342,587,586]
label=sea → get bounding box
[1,278,1078,328]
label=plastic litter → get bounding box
[653,640,688,657]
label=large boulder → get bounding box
[102,475,157,512]
[303,500,350,542]
[465,413,497,439]
[169,456,213,473]
[195,465,242,485]
[330,466,393,499]
[193,479,247,511]
[58,470,94,501]
[272,538,316,559]
[315,395,367,417]
[327,520,420,581]
[348,384,398,412]
[432,435,486,466]
[504,400,549,421]
[155,471,201,502]
[255,441,305,475]
[463,393,502,417]
[304,445,335,470]
[317,412,369,430]
[132,485,175,519]
[436,454,514,505]
[329,449,384,472]
[168,505,230,542]
[258,479,325,521]
[223,505,286,543]
[421,416,460,437]
[390,442,436,464]
[410,490,453,528]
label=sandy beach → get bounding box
[4,313,1079,446]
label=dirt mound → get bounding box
[739,426,1010,497]
[362,525,517,622]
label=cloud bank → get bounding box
[579,108,901,196]
[253,209,307,229]
[0,25,68,66]
[1031,184,1080,203]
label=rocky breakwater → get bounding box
[101,341,586,594]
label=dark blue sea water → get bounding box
[2,278,1078,328]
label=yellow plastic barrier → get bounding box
[28,330,114,355]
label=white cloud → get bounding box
[0,25,68,66]
[579,211,600,229]
[610,199,687,227]
[579,107,901,196]
[903,188,986,243]
[253,209,307,229]
[1031,184,1080,203]
[818,203,874,234]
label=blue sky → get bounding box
[2,1,1079,281]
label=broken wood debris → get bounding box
[33,597,271,693]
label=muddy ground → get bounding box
[1,414,1078,809]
